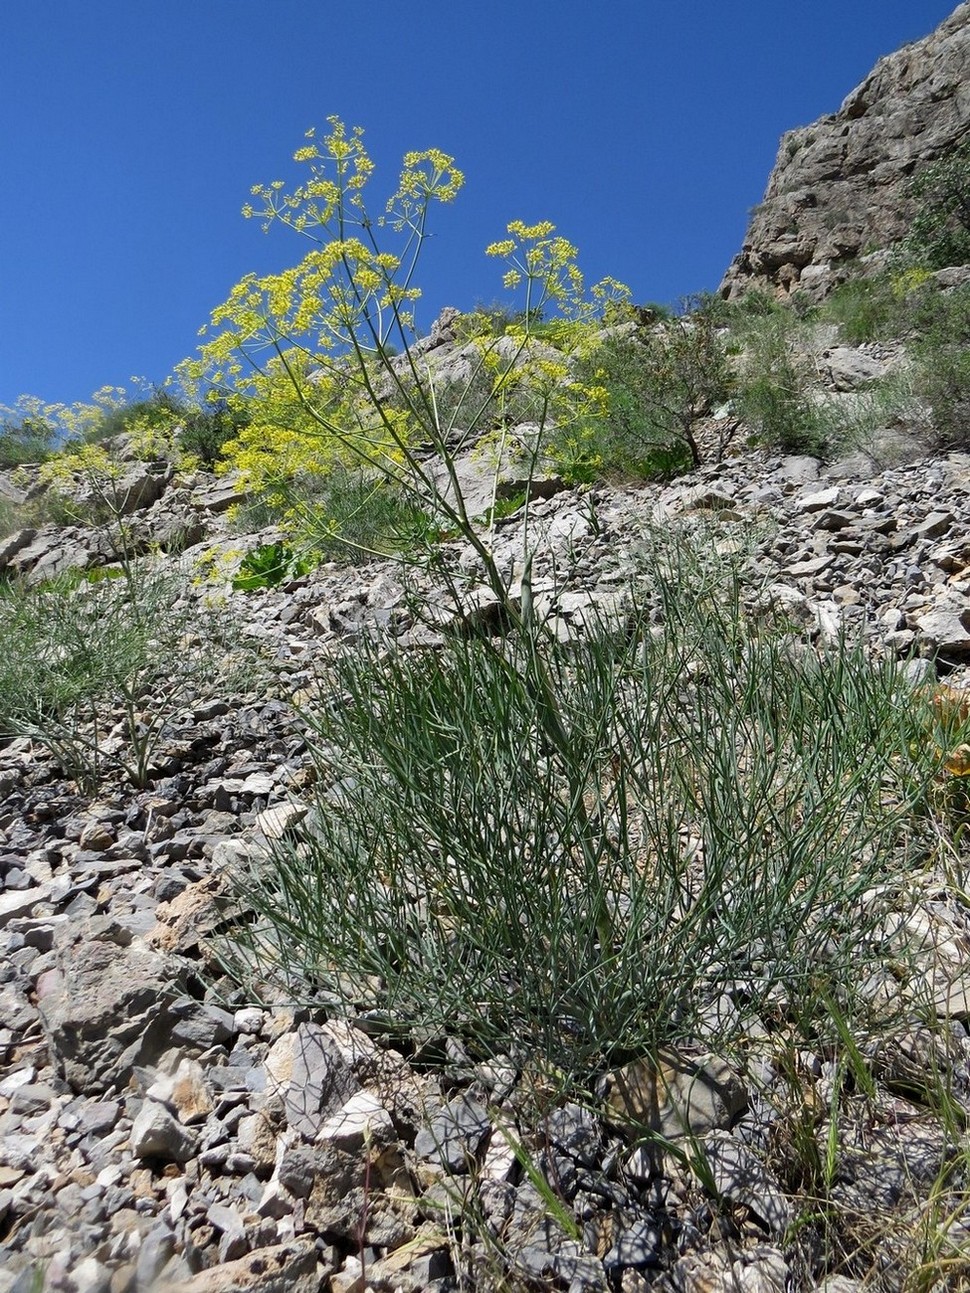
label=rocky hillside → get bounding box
[3,313,970,1291]
[3,17,970,1288]
[1,443,970,1293]
[721,3,970,300]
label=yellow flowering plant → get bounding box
[0,388,128,461]
[192,125,642,964]
[193,118,629,594]
[38,443,153,608]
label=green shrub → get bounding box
[545,413,694,485]
[0,569,256,789]
[388,357,504,442]
[296,468,438,564]
[0,575,145,716]
[0,478,103,543]
[0,414,58,468]
[908,279,970,344]
[914,344,970,451]
[739,373,826,456]
[904,141,970,271]
[179,398,247,468]
[224,529,935,1082]
[83,387,188,447]
[565,302,733,478]
[632,299,674,323]
[824,275,903,344]
[909,283,970,449]
[454,300,545,340]
[720,288,784,321]
[736,276,968,456]
[815,370,924,458]
[0,498,24,540]
[225,490,290,535]
[733,311,829,455]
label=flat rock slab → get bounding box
[414,1094,491,1172]
[821,346,888,390]
[703,1131,792,1236]
[316,1089,394,1151]
[605,1051,748,1140]
[0,526,37,567]
[916,604,970,656]
[130,1099,198,1163]
[265,1021,365,1140]
[159,1241,321,1293]
[35,922,184,1094]
[795,486,841,513]
[0,889,45,928]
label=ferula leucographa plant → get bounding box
[189,118,628,562]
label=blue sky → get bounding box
[1,1,958,414]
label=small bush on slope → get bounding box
[562,301,734,481]
[0,568,258,790]
[0,411,59,468]
[822,273,911,345]
[730,308,831,456]
[905,140,970,272]
[909,281,970,451]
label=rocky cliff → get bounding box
[721,3,970,300]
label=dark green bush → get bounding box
[907,278,970,343]
[910,283,970,449]
[738,372,827,456]
[298,468,437,564]
[224,528,936,1079]
[904,141,970,271]
[916,347,970,449]
[180,399,248,468]
[721,288,784,321]
[0,569,256,790]
[823,275,904,344]
[455,300,545,340]
[84,388,188,445]
[734,312,828,456]
[567,303,733,478]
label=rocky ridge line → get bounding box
[720,3,970,301]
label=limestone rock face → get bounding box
[721,4,970,300]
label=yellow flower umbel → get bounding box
[193,118,629,570]
[485,220,629,326]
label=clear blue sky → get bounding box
[1,1,958,413]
